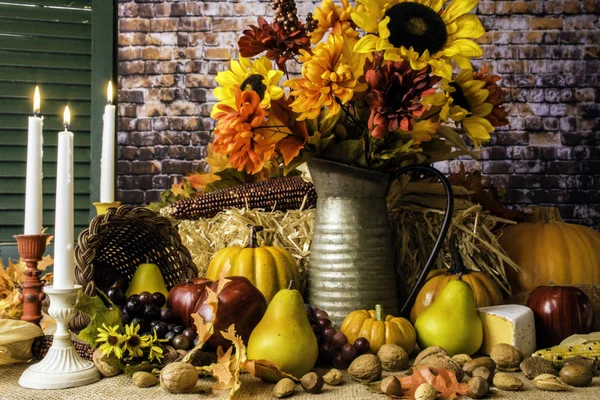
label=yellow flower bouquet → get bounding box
[183,0,509,193]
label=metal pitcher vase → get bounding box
[307,158,454,326]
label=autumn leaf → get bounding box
[243,359,300,382]
[38,255,54,271]
[371,366,469,399]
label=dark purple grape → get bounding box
[130,316,147,331]
[125,297,142,315]
[152,321,169,339]
[121,310,131,325]
[182,328,197,342]
[322,327,336,343]
[167,323,176,331]
[165,331,176,345]
[160,307,174,322]
[143,304,161,321]
[173,334,190,350]
[150,320,160,329]
[319,342,336,361]
[341,343,358,361]
[332,352,351,369]
[128,294,139,302]
[173,325,185,334]
[331,332,348,350]
[152,292,166,308]
[311,324,321,337]
[107,287,125,306]
[318,318,332,329]
[138,291,153,305]
[315,309,330,320]
[305,304,315,319]
[354,337,370,354]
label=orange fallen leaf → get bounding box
[396,366,469,399]
[243,359,299,382]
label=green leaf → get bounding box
[76,292,123,348]
[321,138,367,167]
[435,125,477,158]
[205,168,249,191]
[123,361,156,377]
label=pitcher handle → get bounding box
[388,164,454,317]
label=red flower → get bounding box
[365,61,439,139]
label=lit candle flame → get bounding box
[107,81,113,105]
[33,86,40,116]
[63,106,71,130]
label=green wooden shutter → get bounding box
[0,0,114,259]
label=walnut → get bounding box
[348,354,382,383]
[414,346,447,365]
[92,349,120,377]
[452,354,472,367]
[416,355,464,381]
[159,362,198,393]
[273,378,296,398]
[323,369,343,386]
[520,356,558,379]
[132,371,158,388]
[490,343,524,372]
[378,344,409,371]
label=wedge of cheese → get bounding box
[477,305,536,356]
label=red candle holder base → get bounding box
[15,234,50,326]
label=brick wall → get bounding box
[116,0,600,229]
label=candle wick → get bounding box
[34,111,41,118]
[107,101,112,106]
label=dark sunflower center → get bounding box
[385,2,448,55]
[127,335,140,348]
[449,82,471,112]
[108,335,119,346]
[240,74,267,100]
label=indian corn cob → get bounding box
[32,335,94,361]
[533,341,600,367]
[167,176,317,220]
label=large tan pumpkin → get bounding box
[206,225,301,303]
[499,207,600,294]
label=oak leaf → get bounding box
[371,366,468,399]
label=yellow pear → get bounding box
[414,278,483,356]
[125,263,169,299]
[247,288,318,382]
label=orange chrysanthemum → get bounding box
[473,66,509,128]
[213,88,289,174]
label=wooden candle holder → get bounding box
[15,234,50,325]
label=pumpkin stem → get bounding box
[448,237,467,275]
[528,206,564,224]
[375,304,384,321]
[246,225,264,248]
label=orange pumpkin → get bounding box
[340,305,416,354]
[409,245,503,323]
[500,207,600,294]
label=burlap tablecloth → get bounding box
[2,363,600,400]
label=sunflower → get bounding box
[473,66,509,128]
[96,324,124,359]
[310,0,363,44]
[211,56,284,118]
[443,69,496,147]
[213,88,290,174]
[122,323,149,359]
[285,34,367,121]
[352,0,485,79]
[146,331,166,363]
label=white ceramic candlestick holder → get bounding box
[19,285,100,389]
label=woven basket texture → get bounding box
[72,206,196,331]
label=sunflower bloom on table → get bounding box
[213,88,290,174]
[352,0,485,80]
[211,56,284,118]
[146,331,166,363]
[122,323,149,358]
[285,34,368,121]
[310,0,364,44]
[96,323,124,359]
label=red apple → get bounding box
[527,285,595,348]
[167,278,212,328]
[196,276,267,349]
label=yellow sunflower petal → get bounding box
[452,54,472,69]
[443,38,483,58]
[441,0,478,24]
[422,92,448,106]
[358,0,386,18]
[412,0,443,12]
[428,59,453,80]
[351,11,379,32]
[353,34,379,53]
[451,14,486,39]
[472,102,494,117]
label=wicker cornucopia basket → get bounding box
[72,206,196,331]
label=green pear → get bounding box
[414,278,483,356]
[247,288,318,382]
[125,263,169,299]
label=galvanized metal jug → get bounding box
[307,158,454,326]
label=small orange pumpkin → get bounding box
[340,304,416,354]
[409,242,503,323]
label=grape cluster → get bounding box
[305,304,370,369]
[107,288,198,351]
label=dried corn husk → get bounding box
[0,319,44,365]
